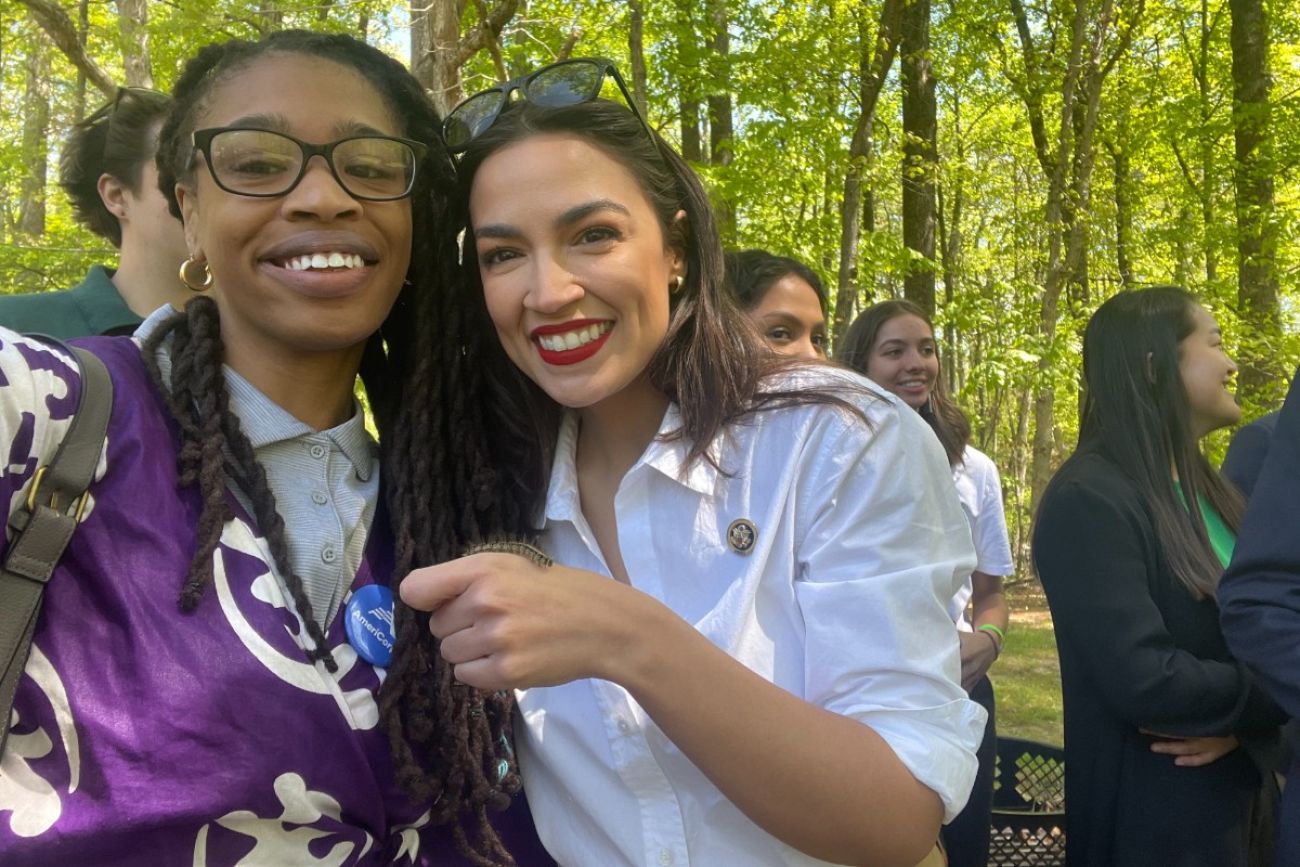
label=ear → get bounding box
[97,174,129,221]
[175,183,204,261]
[666,209,688,274]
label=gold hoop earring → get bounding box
[179,256,213,292]
[670,274,685,294]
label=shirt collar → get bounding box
[134,307,377,482]
[223,366,376,481]
[70,265,143,335]
[542,403,719,526]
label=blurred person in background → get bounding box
[0,87,189,337]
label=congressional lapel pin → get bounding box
[345,584,396,668]
[726,518,757,554]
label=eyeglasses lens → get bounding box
[445,90,508,151]
[208,130,415,199]
[527,62,603,107]
[333,138,417,199]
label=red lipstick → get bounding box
[531,319,613,366]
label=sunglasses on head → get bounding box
[83,86,169,126]
[443,57,651,154]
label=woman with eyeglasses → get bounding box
[0,31,548,866]
[1033,288,1284,866]
[724,249,829,360]
[399,59,984,867]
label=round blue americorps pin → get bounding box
[345,584,395,668]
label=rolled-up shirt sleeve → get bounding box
[792,397,985,822]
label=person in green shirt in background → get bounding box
[0,87,191,337]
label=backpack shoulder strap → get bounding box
[0,341,113,759]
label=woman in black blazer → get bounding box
[1033,287,1284,867]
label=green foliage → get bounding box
[3,0,1297,579]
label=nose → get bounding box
[524,256,584,314]
[789,338,822,362]
[281,155,359,221]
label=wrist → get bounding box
[977,623,1004,659]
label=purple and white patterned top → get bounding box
[0,331,550,866]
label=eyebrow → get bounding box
[474,199,633,241]
[878,337,933,349]
[218,113,390,139]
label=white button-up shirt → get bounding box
[516,368,986,867]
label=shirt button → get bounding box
[658,849,674,866]
[311,491,328,506]
[309,444,326,459]
[321,547,338,564]
[617,719,630,734]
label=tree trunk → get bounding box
[1198,0,1219,286]
[73,0,88,121]
[831,0,903,347]
[938,93,965,387]
[681,99,702,162]
[410,0,522,117]
[18,0,115,97]
[1107,138,1132,286]
[115,0,152,87]
[1010,0,1133,516]
[707,0,734,240]
[628,0,648,117]
[18,29,51,241]
[414,0,467,114]
[1229,0,1281,405]
[901,0,937,315]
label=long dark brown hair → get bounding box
[151,30,523,865]
[452,98,867,495]
[1076,286,1244,598]
[837,299,971,466]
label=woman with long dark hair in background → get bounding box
[1033,286,1283,866]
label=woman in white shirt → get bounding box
[398,58,984,867]
[839,299,1014,867]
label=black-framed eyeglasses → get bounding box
[189,127,427,201]
[443,58,650,154]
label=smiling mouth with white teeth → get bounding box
[281,252,368,271]
[536,322,612,352]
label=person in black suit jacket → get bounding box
[1220,367,1300,866]
[1223,411,1281,498]
[1034,287,1284,867]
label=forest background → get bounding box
[0,0,1297,589]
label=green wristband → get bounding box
[977,623,1006,643]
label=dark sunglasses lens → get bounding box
[445,90,507,150]
[526,62,603,107]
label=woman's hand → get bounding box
[958,630,998,691]
[1142,730,1240,767]
[398,552,661,690]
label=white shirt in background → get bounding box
[515,368,986,867]
[947,444,1015,630]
